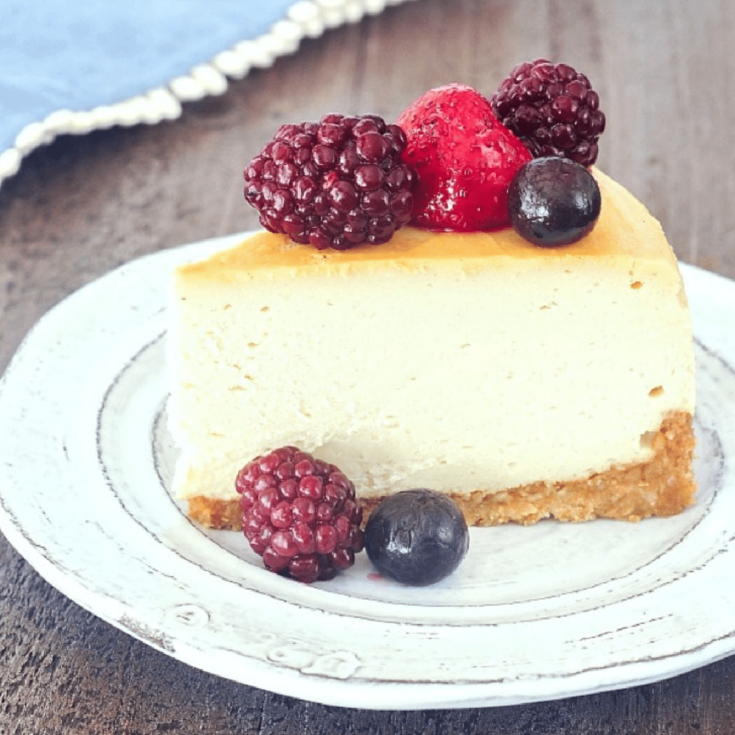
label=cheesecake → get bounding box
[167,168,696,529]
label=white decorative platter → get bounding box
[0,232,734,711]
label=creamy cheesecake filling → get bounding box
[170,261,692,499]
[168,169,695,526]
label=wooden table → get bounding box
[1,0,734,732]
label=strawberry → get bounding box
[397,83,532,231]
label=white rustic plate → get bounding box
[0,232,734,711]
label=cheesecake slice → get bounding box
[167,169,696,529]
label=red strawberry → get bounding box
[397,83,532,231]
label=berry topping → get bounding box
[243,114,417,250]
[364,489,469,586]
[491,59,606,166]
[236,446,364,583]
[396,83,532,232]
[507,156,602,247]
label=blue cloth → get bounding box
[0,0,298,155]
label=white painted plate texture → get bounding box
[0,232,734,710]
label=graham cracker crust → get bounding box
[187,495,243,531]
[184,412,695,530]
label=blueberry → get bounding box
[508,156,601,247]
[365,489,469,586]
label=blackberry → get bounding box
[491,59,605,167]
[243,114,417,250]
[236,446,364,583]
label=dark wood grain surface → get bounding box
[1,0,734,732]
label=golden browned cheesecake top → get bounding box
[180,169,678,284]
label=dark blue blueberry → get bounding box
[365,489,469,586]
[508,156,601,247]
